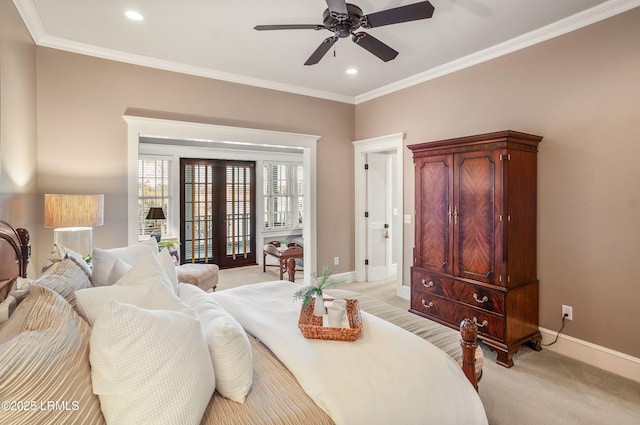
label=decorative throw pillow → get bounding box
[40,244,67,274]
[0,285,106,425]
[65,249,93,279]
[156,248,179,292]
[91,238,158,287]
[34,258,93,309]
[100,248,178,292]
[89,299,214,425]
[75,251,195,326]
[41,244,92,279]
[179,282,253,403]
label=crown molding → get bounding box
[37,34,356,104]
[11,0,46,40]
[12,1,354,104]
[355,0,640,104]
[14,0,639,106]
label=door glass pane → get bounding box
[181,159,255,267]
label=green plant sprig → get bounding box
[293,266,347,306]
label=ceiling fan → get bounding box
[254,1,435,66]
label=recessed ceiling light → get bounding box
[125,11,144,21]
[346,68,358,75]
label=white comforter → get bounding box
[212,281,487,425]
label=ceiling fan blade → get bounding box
[352,32,398,62]
[326,0,348,17]
[254,24,325,31]
[363,1,435,28]
[304,36,339,66]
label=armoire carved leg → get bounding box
[528,332,543,351]
[495,350,515,368]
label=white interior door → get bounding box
[366,153,392,281]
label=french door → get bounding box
[180,159,256,268]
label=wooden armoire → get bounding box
[408,130,542,367]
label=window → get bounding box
[263,162,303,230]
[138,157,172,238]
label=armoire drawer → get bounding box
[410,292,505,341]
[411,268,505,315]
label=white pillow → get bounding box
[179,283,253,403]
[101,249,178,293]
[90,299,215,425]
[104,237,158,259]
[91,238,158,287]
[156,249,179,292]
[76,251,195,326]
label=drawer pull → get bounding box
[421,279,434,288]
[473,293,489,304]
[421,300,434,309]
[473,317,489,328]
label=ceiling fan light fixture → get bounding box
[255,1,434,65]
[125,11,144,21]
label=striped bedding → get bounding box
[200,334,333,425]
[1,275,481,425]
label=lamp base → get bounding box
[54,227,93,257]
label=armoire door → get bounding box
[453,150,502,285]
[414,154,453,275]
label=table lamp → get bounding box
[146,207,166,242]
[44,194,104,257]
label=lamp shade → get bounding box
[146,207,166,220]
[44,194,104,228]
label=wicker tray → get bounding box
[298,298,362,341]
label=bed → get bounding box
[0,221,487,425]
[0,220,30,303]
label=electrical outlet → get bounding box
[334,256,339,265]
[562,305,573,321]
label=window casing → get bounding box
[138,157,173,239]
[263,162,303,230]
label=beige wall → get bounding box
[35,48,355,274]
[0,0,38,276]
[355,9,640,357]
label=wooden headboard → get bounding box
[0,220,31,302]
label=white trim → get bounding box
[330,270,356,284]
[540,327,640,384]
[124,115,319,285]
[353,133,406,299]
[11,0,46,41]
[14,0,639,105]
[355,0,640,103]
[12,0,352,105]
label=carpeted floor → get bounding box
[217,265,640,425]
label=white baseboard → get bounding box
[539,327,640,383]
[331,277,640,383]
[332,270,356,283]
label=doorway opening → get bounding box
[353,133,407,299]
[125,115,320,284]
